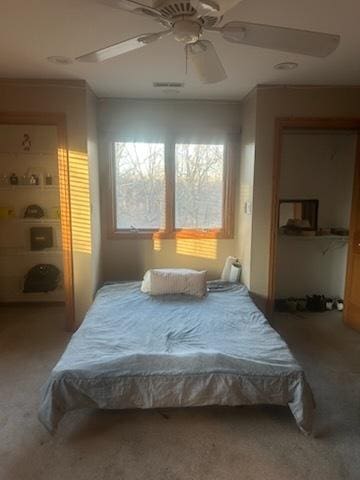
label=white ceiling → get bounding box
[0,0,359,100]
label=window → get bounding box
[175,144,224,229]
[113,142,165,230]
[110,139,235,238]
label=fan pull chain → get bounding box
[185,44,188,76]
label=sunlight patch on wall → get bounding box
[153,237,162,251]
[68,150,92,254]
[176,238,218,260]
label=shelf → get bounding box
[0,218,60,224]
[0,151,54,156]
[279,234,348,241]
[0,248,63,256]
[0,289,65,303]
[0,185,59,191]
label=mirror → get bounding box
[279,199,319,230]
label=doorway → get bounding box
[0,113,74,330]
[268,118,360,332]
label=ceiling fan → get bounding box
[77,0,340,84]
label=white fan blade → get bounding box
[188,40,227,84]
[202,0,243,17]
[76,32,165,62]
[99,0,168,23]
[221,21,340,57]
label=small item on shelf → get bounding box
[10,173,18,185]
[45,173,53,185]
[30,227,53,251]
[23,264,60,293]
[0,206,16,219]
[22,133,32,152]
[24,204,44,218]
[281,218,313,236]
[29,174,39,185]
[0,173,9,185]
[20,174,28,185]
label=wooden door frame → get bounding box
[268,117,360,320]
[0,112,75,331]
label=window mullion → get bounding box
[164,139,175,234]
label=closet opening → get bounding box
[268,119,360,331]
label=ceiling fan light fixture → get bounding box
[274,61,298,70]
[173,20,201,44]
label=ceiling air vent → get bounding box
[153,82,185,88]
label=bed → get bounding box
[39,282,315,434]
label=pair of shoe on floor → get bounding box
[276,295,344,312]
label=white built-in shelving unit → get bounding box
[0,125,64,303]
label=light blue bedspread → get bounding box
[39,282,314,433]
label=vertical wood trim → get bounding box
[223,140,236,238]
[108,142,117,238]
[343,133,360,327]
[0,112,75,331]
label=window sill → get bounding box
[109,229,233,240]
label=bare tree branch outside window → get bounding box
[114,142,165,229]
[113,141,224,231]
[175,144,224,229]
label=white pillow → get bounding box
[141,268,207,298]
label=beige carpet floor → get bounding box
[0,305,359,480]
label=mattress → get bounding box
[39,282,314,433]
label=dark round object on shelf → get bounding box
[24,204,44,218]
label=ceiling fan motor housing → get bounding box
[154,0,221,27]
[173,20,201,44]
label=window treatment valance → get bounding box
[102,126,240,145]
[98,99,242,144]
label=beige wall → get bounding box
[99,98,242,281]
[0,79,101,324]
[236,90,256,287]
[251,86,360,307]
